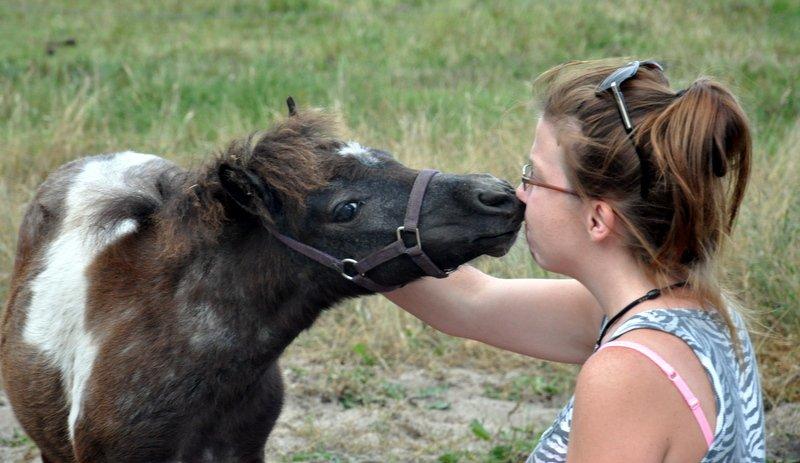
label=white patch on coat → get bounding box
[110,218,137,237]
[22,151,158,441]
[337,141,380,166]
[184,303,234,350]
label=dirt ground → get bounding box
[1,358,797,462]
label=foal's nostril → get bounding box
[478,190,511,207]
[475,189,517,215]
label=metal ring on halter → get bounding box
[340,258,360,281]
[396,226,421,248]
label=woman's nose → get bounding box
[515,183,528,203]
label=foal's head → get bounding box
[214,106,523,292]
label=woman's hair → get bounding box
[534,58,752,357]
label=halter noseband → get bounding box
[257,169,448,292]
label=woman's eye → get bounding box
[332,201,361,222]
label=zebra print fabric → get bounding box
[528,308,766,462]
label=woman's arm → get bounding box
[385,265,604,364]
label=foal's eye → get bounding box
[332,201,361,222]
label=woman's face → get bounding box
[515,118,586,275]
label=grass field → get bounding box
[1,0,798,460]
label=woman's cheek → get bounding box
[523,195,538,224]
[523,205,543,254]
[524,201,560,268]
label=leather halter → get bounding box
[258,169,448,292]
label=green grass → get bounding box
[437,421,544,463]
[0,430,33,448]
[0,0,798,435]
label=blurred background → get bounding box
[1,0,798,461]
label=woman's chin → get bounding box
[526,238,539,260]
[529,247,543,266]
[529,249,556,274]
[526,237,557,272]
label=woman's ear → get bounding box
[585,200,616,243]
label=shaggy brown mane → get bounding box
[156,110,342,259]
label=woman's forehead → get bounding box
[530,119,563,168]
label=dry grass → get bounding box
[733,117,800,406]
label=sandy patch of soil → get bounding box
[765,402,800,462]
[1,360,797,462]
[265,363,563,461]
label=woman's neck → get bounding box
[576,252,697,329]
[575,252,652,316]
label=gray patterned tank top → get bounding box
[528,308,766,462]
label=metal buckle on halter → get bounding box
[396,226,421,249]
[340,258,360,281]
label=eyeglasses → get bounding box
[521,163,578,197]
[595,60,663,199]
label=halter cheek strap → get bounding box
[352,169,446,278]
[259,169,448,293]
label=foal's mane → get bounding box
[157,110,342,259]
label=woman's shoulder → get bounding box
[569,338,693,459]
[577,327,700,398]
[572,325,718,460]
[601,321,719,416]
[576,334,679,399]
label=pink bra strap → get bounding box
[597,340,715,448]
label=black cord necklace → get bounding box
[594,281,687,349]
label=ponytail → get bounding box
[647,78,751,232]
[640,78,752,361]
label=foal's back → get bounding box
[1,151,175,462]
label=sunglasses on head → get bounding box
[595,60,664,199]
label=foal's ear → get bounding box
[218,163,282,217]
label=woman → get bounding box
[386,59,765,462]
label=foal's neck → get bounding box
[182,223,349,361]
